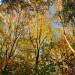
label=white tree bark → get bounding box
[64,34,75,53]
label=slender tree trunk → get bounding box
[63,26,75,53]
[36,49,39,67]
[64,34,75,53]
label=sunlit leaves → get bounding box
[0,0,75,75]
[27,13,53,40]
[58,0,63,11]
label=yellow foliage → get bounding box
[27,14,53,40]
[58,0,63,11]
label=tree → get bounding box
[0,2,54,74]
[0,0,75,75]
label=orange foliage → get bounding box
[10,12,19,23]
[58,0,63,11]
[58,34,73,48]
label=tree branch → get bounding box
[64,34,75,53]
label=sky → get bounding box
[0,0,1,5]
[49,5,62,28]
[0,0,2,5]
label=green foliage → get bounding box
[1,0,16,4]
[59,0,75,24]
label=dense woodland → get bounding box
[0,0,75,75]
